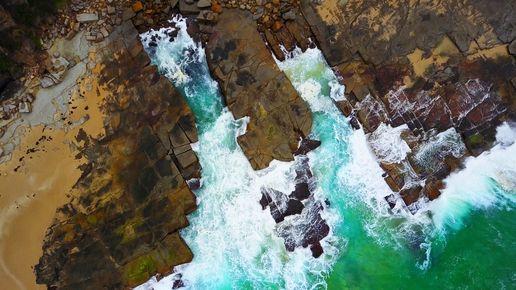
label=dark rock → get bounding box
[294,138,321,155]
[197,0,211,8]
[509,40,516,56]
[284,198,304,216]
[384,193,397,209]
[180,0,200,14]
[289,182,310,200]
[310,242,323,258]
[172,279,185,289]
[187,178,201,190]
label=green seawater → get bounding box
[140,19,516,290]
[279,48,516,290]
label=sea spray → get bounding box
[139,17,336,290]
[138,16,516,289]
[427,122,516,232]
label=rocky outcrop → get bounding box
[260,139,329,258]
[35,21,200,289]
[205,9,312,169]
[300,0,516,210]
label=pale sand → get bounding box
[0,125,84,290]
[0,67,106,289]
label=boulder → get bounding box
[179,0,200,14]
[76,13,99,23]
[197,0,211,8]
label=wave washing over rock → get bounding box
[137,16,516,290]
[138,17,338,290]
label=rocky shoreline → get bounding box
[0,0,514,289]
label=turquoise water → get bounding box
[139,18,516,290]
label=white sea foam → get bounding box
[495,121,516,147]
[329,79,346,102]
[427,122,516,231]
[139,15,516,287]
[367,123,412,164]
[138,16,337,290]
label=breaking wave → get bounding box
[139,16,337,290]
[138,16,516,289]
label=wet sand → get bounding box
[0,68,106,289]
[0,125,83,290]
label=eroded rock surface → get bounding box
[35,21,200,289]
[205,9,312,169]
[301,0,516,210]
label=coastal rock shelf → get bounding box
[206,9,312,170]
[299,0,516,210]
[35,21,201,289]
[0,0,514,289]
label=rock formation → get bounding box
[0,0,514,288]
[299,0,515,210]
[205,9,312,169]
[34,20,201,289]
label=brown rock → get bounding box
[205,9,312,169]
[272,20,283,32]
[35,22,200,289]
[212,2,223,13]
[132,1,144,12]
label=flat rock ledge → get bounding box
[35,20,201,289]
[205,9,312,170]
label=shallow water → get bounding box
[138,18,516,290]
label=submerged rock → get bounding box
[260,155,328,256]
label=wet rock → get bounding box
[422,178,444,201]
[261,187,289,223]
[384,193,397,209]
[277,201,329,251]
[399,185,423,208]
[285,198,304,216]
[294,138,321,156]
[289,182,310,200]
[310,242,323,258]
[206,9,312,170]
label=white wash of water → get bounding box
[427,122,516,232]
[138,16,516,288]
[138,17,336,290]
